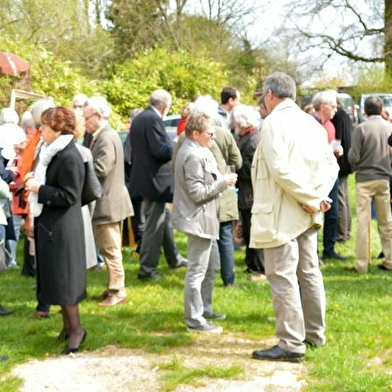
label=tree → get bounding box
[0,0,114,78]
[100,46,228,117]
[282,0,392,75]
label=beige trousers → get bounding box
[264,227,326,353]
[94,221,126,297]
[355,179,392,272]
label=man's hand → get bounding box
[301,200,332,213]
[320,200,331,212]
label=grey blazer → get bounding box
[90,124,134,225]
[172,138,227,239]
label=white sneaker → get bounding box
[187,322,223,334]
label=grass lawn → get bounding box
[1,176,392,391]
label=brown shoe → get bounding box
[91,290,109,301]
[98,295,126,307]
[29,311,50,319]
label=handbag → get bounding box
[81,160,102,206]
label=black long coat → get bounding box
[35,140,86,305]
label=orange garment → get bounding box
[19,129,41,238]
[19,129,40,181]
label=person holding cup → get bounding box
[172,111,237,333]
[312,90,347,261]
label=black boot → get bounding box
[0,304,12,316]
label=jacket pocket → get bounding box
[37,222,54,242]
[251,201,278,243]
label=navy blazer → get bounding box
[129,106,174,202]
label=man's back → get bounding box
[129,106,174,202]
[348,116,392,182]
[91,125,133,224]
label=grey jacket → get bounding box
[90,124,134,225]
[173,127,242,222]
[172,138,227,239]
[348,115,392,182]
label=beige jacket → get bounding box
[250,100,339,249]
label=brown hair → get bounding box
[41,106,76,135]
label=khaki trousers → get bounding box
[94,221,126,297]
[355,179,392,272]
[264,228,326,353]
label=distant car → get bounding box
[118,113,181,144]
[357,93,392,123]
[163,114,181,141]
[338,93,358,125]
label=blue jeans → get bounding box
[323,179,339,256]
[217,221,235,286]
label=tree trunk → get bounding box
[385,0,392,75]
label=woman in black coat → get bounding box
[25,107,87,354]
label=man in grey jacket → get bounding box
[172,111,237,333]
[83,97,134,307]
[348,95,392,273]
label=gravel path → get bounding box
[10,336,307,391]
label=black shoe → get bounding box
[62,330,87,355]
[0,355,9,362]
[252,345,304,363]
[0,305,12,316]
[378,263,392,271]
[322,251,348,261]
[170,258,188,269]
[203,311,226,320]
[304,339,324,348]
[137,272,162,281]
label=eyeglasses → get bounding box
[84,112,97,122]
[203,131,215,137]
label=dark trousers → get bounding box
[217,221,235,286]
[130,196,145,253]
[323,179,339,256]
[240,208,264,272]
[138,200,182,276]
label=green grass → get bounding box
[1,176,392,391]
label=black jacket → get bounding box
[237,129,259,210]
[129,106,174,202]
[331,108,353,177]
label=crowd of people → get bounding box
[1,71,392,363]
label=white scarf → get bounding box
[29,134,74,217]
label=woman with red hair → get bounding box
[25,106,87,354]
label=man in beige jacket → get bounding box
[250,72,339,362]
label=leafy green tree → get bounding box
[100,46,228,117]
[0,0,114,78]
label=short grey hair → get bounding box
[192,95,221,126]
[20,111,35,130]
[185,111,213,137]
[0,108,19,125]
[85,96,111,119]
[262,72,296,101]
[231,104,260,128]
[149,89,172,110]
[72,93,88,107]
[29,98,56,128]
[312,90,338,111]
